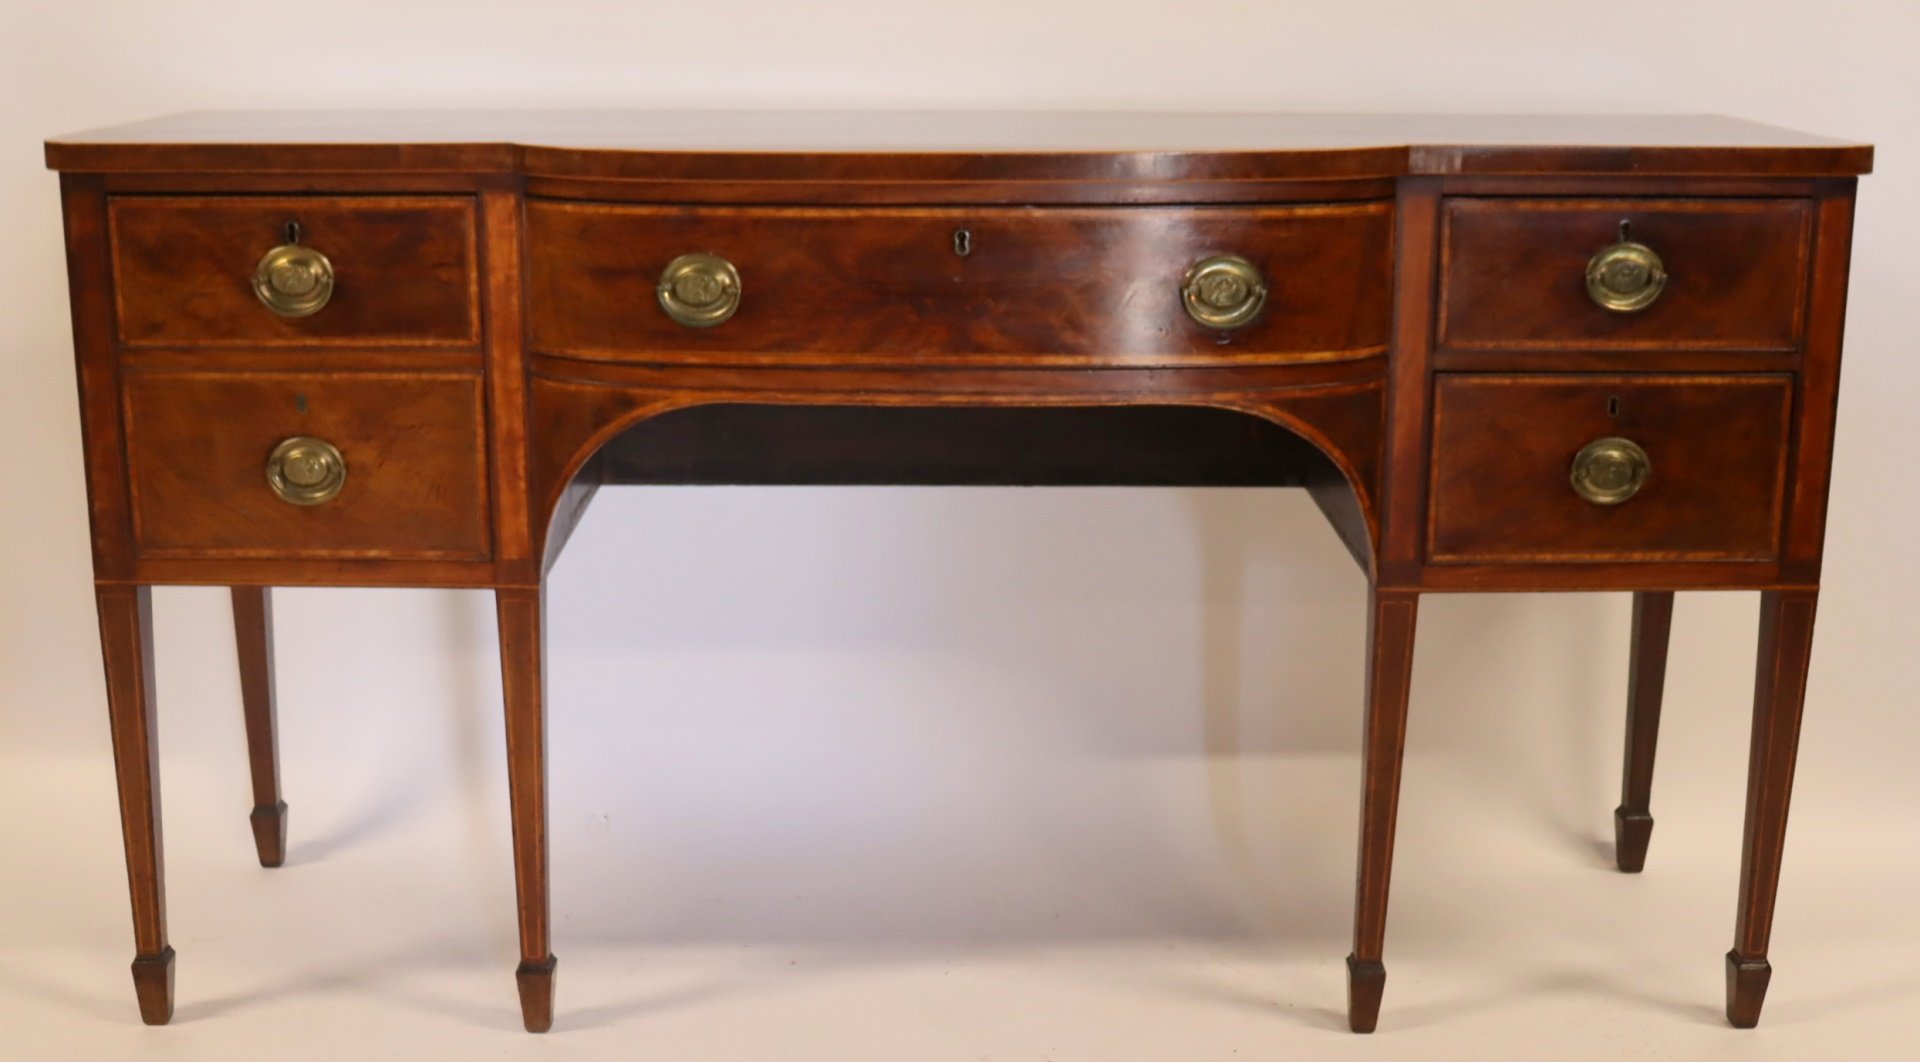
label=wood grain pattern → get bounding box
[1438,198,1812,353]
[61,176,137,581]
[1615,590,1674,873]
[1376,177,1442,588]
[120,371,491,560]
[1728,589,1819,1028]
[496,587,555,1033]
[1427,375,1793,564]
[526,202,1392,366]
[42,112,1871,1036]
[1348,588,1419,1034]
[109,196,478,348]
[124,556,500,590]
[45,111,1874,180]
[526,174,1397,207]
[480,186,536,583]
[95,585,173,1025]
[231,586,286,868]
[1777,182,1860,585]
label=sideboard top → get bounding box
[45,110,1873,181]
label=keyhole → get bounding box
[294,392,309,414]
[284,220,302,245]
[952,228,971,257]
[1607,395,1621,418]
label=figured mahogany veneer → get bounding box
[1439,198,1813,353]
[1427,374,1793,564]
[45,111,1871,1039]
[109,196,479,348]
[526,202,1392,366]
[121,372,491,560]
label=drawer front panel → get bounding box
[1428,374,1792,564]
[123,372,491,559]
[109,197,479,347]
[526,202,1392,365]
[1438,198,1812,352]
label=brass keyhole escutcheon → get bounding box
[1570,436,1650,505]
[253,232,335,318]
[657,252,742,328]
[266,436,347,506]
[1585,224,1667,313]
[1182,255,1268,331]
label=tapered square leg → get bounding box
[1347,588,1418,1034]
[1725,589,1817,1029]
[97,586,174,1025]
[497,587,556,1033]
[232,587,287,868]
[1615,591,1673,873]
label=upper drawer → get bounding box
[108,196,480,348]
[1438,198,1813,353]
[526,202,1392,366]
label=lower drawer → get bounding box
[122,372,491,560]
[1427,374,1792,564]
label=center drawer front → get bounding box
[122,372,491,560]
[1438,198,1812,353]
[526,202,1392,364]
[1427,374,1792,564]
[109,196,479,348]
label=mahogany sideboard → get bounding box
[44,111,1873,1034]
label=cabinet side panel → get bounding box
[1779,179,1858,585]
[60,174,134,581]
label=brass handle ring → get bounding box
[1570,437,1650,505]
[253,240,335,318]
[1182,254,1268,331]
[266,436,347,506]
[1586,224,1667,313]
[657,252,741,328]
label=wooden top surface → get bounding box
[45,110,1873,180]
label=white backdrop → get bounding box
[2,2,1917,1058]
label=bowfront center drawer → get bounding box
[108,196,480,347]
[1438,198,1813,353]
[526,201,1393,365]
[1427,374,1792,564]
[121,372,491,560]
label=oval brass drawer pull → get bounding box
[266,436,347,505]
[657,252,741,328]
[1182,254,1268,330]
[1570,436,1650,505]
[1586,223,1667,313]
[253,224,335,318]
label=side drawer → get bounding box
[1427,374,1792,564]
[1438,198,1812,353]
[122,372,491,560]
[109,196,479,348]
